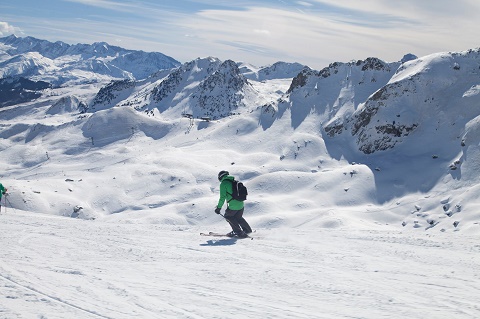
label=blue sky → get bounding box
[1,0,479,69]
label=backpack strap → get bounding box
[226,179,235,203]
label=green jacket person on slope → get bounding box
[215,171,252,238]
[0,182,7,211]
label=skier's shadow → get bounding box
[200,238,238,246]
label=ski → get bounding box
[200,232,229,237]
[200,232,253,240]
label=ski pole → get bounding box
[218,212,235,228]
[5,195,16,214]
[219,212,230,223]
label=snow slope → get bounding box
[1,48,479,231]
[1,211,479,319]
[1,40,480,318]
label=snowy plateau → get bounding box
[0,35,480,318]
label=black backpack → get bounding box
[227,179,248,202]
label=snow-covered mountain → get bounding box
[1,35,480,318]
[239,61,307,81]
[326,50,480,156]
[92,57,289,120]
[278,57,403,130]
[0,35,181,85]
[0,51,59,78]
[1,35,480,234]
[0,76,52,107]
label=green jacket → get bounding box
[0,183,5,200]
[217,175,244,210]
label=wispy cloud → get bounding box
[2,0,479,69]
[0,21,22,36]
[297,1,314,7]
[171,1,480,66]
[320,0,480,18]
[216,40,285,58]
[62,0,139,12]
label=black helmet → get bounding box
[218,170,229,181]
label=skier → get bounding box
[0,181,7,212]
[215,170,252,238]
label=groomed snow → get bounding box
[1,210,479,318]
[1,105,480,318]
[1,47,480,318]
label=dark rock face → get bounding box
[151,58,222,105]
[287,68,316,94]
[0,77,52,107]
[91,79,135,108]
[358,57,391,71]
[195,60,251,119]
[356,123,419,154]
[151,67,185,103]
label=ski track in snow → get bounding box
[2,45,480,318]
[1,211,479,319]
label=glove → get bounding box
[214,207,221,214]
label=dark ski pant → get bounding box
[224,207,252,235]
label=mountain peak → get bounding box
[1,40,480,235]
[0,35,181,83]
[326,49,480,155]
[401,53,418,63]
[2,34,18,41]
